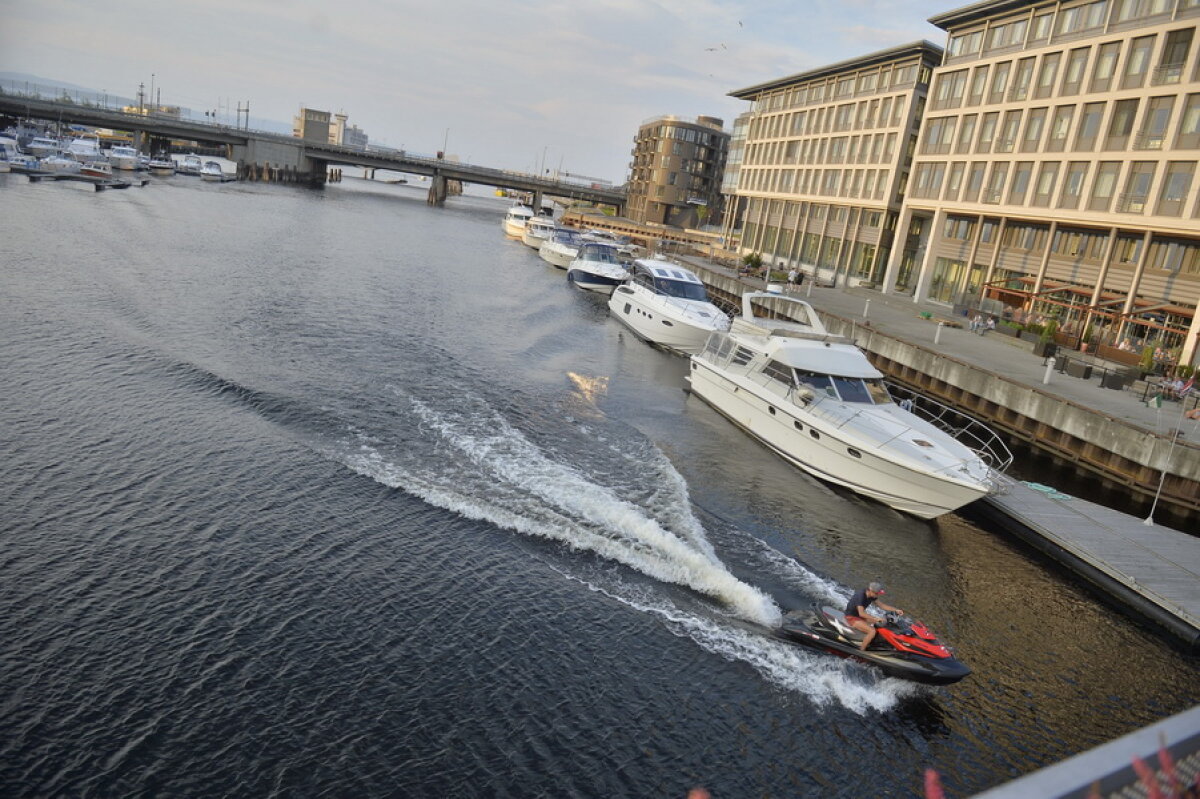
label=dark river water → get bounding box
[2,169,1197,798]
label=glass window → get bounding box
[996,110,1022,153]
[1121,35,1156,90]
[988,62,1012,104]
[1010,57,1036,101]
[1061,47,1091,95]
[1177,94,1200,148]
[968,65,989,105]
[1075,102,1105,150]
[1048,105,1076,152]
[957,114,978,154]
[1156,161,1196,216]
[1059,162,1089,208]
[1104,98,1139,150]
[945,161,966,201]
[1035,53,1061,99]
[833,377,874,403]
[977,111,999,152]
[965,162,987,202]
[1138,96,1176,150]
[1157,29,1194,85]
[1033,162,1060,207]
[1090,41,1121,92]
[1009,162,1034,204]
[1119,161,1155,212]
[984,162,1009,203]
[1022,108,1048,152]
[1088,161,1122,211]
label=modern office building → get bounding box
[887,0,1200,366]
[626,115,730,228]
[727,42,945,285]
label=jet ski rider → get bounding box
[845,582,904,651]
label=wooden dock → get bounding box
[968,478,1200,650]
[26,172,150,191]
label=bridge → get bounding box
[0,92,626,211]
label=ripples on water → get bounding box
[1,172,1197,798]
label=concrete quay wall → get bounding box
[687,263,1200,523]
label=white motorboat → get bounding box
[539,228,585,269]
[41,154,82,174]
[0,136,21,172]
[566,241,630,295]
[80,161,113,178]
[177,154,203,176]
[200,160,226,181]
[148,154,176,175]
[687,292,1010,519]
[107,145,140,170]
[502,204,534,238]
[607,258,731,354]
[65,133,104,162]
[521,216,556,249]
[26,136,60,158]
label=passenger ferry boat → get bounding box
[607,258,730,354]
[687,291,1010,519]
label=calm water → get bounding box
[2,170,1197,798]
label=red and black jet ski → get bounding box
[777,605,971,685]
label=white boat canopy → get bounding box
[767,340,884,378]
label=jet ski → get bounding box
[777,604,971,685]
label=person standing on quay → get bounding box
[787,267,798,292]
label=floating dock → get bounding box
[25,172,150,191]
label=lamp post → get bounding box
[149,74,155,114]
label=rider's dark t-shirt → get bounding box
[845,588,874,619]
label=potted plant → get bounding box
[1033,320,1058,358]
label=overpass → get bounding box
[0,92,626,211]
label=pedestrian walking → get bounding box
[787,268,798,291]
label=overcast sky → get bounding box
[2,0,953,183]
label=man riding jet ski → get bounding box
[778,595,971,685]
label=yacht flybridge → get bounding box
[687,292,1010,519]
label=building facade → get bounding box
[626,115,730,228]
[292,107,331,143]
[728,42,945,285]
[888,0,1200,366]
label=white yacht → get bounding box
[65,133,104,162]
[538,228,585,269]
[107,145,140,171]
[26,136,60,158]
[200,160,226,181]
[148,153,176,175]
[607,258,730,354]
[566,241,630,295]
[502,204,534,238]
[177,154,204,176]
[687,292,1010,519]
[521,216,556,249]
[0,136,21,172]
[41,153,82,174]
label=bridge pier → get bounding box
[427,172,448,206]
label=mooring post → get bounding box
[935,321,944,345]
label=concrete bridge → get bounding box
[0,92,626,211]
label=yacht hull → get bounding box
[608,286,722,355]
[567,268,623,295]
[687,360,988,518]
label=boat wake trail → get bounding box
[330,388,917,711]
[335,389,779,627]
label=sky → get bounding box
[1,0,955,184]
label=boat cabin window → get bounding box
[762,360,794,384]
[865,379,892,404]
[653,277,708,301]
[829,376,894,404]
[795,369,836,397]
[731,346,755,366]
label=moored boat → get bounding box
[65,133,104,163]
[502,204,534,238]
[566,241,630,295]
[41,154,82,174]
[79,161,113,178]
[200,160,226,181]
[148,154,176,175]
[177,154,204,176]
[107,145,140,171]
[521,216,556,249]
[686,291,1010,518]
[26,136,60,158]
[538,228,585,269]
[606,257,730,354]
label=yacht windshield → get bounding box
[832,376,874,403]
[796,370,836,398]
[653,278,708,300]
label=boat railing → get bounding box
[882,382,1014,475]
[656,292,731,327]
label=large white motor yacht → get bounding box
[26,136,60,158]
[107,145,140,170]
[607,258,730,354]
[65,133,104,162]
[521,216,556,249]
[538,228,584,269]
[502,205,534,239]
[566,241,630,295]
[687,291,1009,519]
